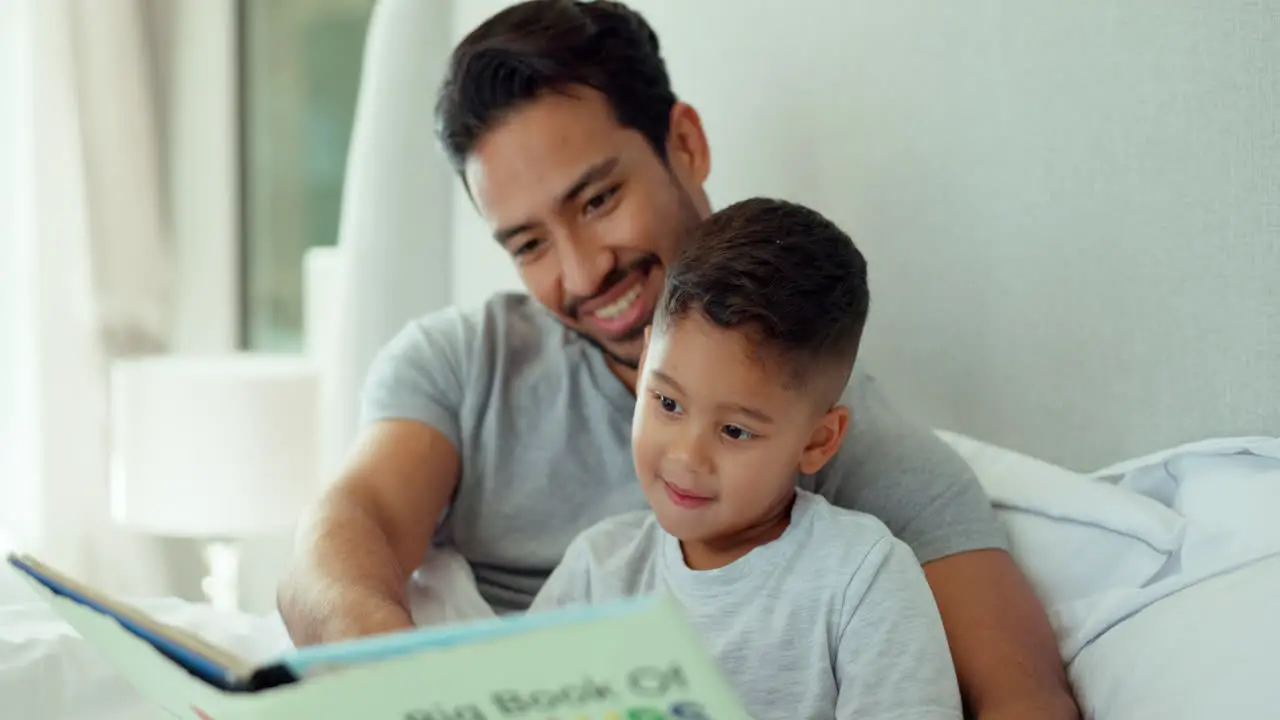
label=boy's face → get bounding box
[632,313,849,545]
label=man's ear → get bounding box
[666,101,711,187]
[798,405,851,475]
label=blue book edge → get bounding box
[6,551,663,691]
[5,552,277,691]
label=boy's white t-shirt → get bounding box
[530,490,963,720]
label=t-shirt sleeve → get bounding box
[834,536,963,720]
[811,372,1008,563]
[527,534,594,613]
[359,307,470,450]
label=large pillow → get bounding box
[1068,551,1280,719]
[934,431,1186,611]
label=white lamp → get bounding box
[109,354,319,612]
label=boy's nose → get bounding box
[665,432,715,480]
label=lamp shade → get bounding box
[109,354,319,538]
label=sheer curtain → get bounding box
[0,0,176,596]
[0,0,37,560]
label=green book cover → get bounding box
[7,553,750,720]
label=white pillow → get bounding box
[407,546,496,626]
[934,430,1186,609]
[1068,551,1280,719]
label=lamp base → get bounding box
[199,539,240,613]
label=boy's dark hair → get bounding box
[435,0,676,173]
[660,198,870,394]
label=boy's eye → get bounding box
[654,393,681,415]
[722,425,754,441]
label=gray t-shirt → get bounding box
[528,490,963,720]
[362,293,1006,613]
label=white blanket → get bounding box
[939,432,1280,662]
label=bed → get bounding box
[4,0,1279,717]
[4,434,1280,718]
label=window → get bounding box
[239,0,376,351]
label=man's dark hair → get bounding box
[435,0,676,173]
[659,198,871,395]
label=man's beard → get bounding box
[561,252,658,370]
[566,186,703,371]
[572,326,646,370]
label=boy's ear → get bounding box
[798,405,850,475]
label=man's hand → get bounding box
[923,549,1080,720]
[277,420,460,646]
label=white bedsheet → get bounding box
[0,596,290,720]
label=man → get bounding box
[279,2,1079,718]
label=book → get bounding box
[6,552,750,720]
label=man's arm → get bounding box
[924,550,1078,720]
[279,308,473,646]
[277,419,459,646]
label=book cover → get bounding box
[6,553,750,720]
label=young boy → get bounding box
[530,198,963,720]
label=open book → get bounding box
[6,552,748,720]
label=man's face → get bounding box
[631,314,848,545]
[464,88,707,369]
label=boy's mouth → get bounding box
[663,480,713,509]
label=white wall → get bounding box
[448,0,1280,469]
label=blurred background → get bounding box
[2,0,1277,616]
[241,0,374,352]
[1,0,382,612]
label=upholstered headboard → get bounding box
[341,0,1279,474]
